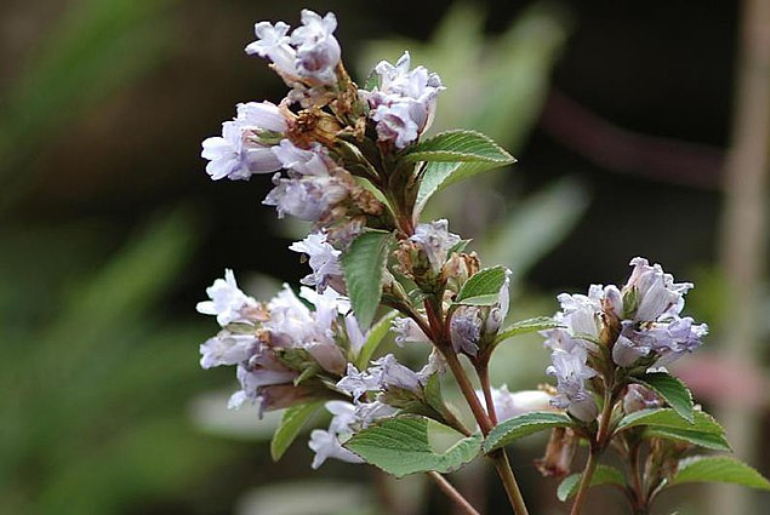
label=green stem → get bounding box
[570,380,615,515]
[491,449,530,515]
[569,445,599,515]
[427,471,481,515]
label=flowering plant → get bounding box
[196,10,769,515]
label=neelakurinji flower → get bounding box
[246,10,341,87]
[362,51,444,148]
[200,102,288,181]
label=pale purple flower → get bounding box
[410,219,461,275]
[290,10,341,84]
[391,317,430,346]
[196,269,259,327]
[336,363,382,402]
[353,399,398,428]
[337,354,425,401]
[263,173,349,221]
[363,52,444,148]
[623,257,693,321]
[289,232,342,290]
[265,284,314,348]
[272,140,332,177]
[623,384,662,414]
[617,316,708,367]
[200,102,286,181]
[246,11,340,86]
[199,331,258,369]
[547,346,598,422]
[450,306,483,356]
[228,349,297,411]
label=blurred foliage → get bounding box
[0,210,237,515]
[0,0,178,209]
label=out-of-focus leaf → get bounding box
[356,311,397,370]
[271,402,325,461]
[0,0,178,207]
[557,465,627,501]
[483,177,590,292]
[236,481,374,515]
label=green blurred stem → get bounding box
[427,471,481,515]
[477,364,498,426]
[570,380,614,515]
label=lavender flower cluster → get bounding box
[542,257,708,422]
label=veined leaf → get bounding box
[344,416,481,478]
[669,456,770,491]
[644,427,731,452]
[271,401,324,461]
[404,130,515,163]
[455,266,507,306]
[631,372,694,423]
[616,409,723,434]
[557,465,627,501]
[615,408,729,450]
[342,231,392,329]
[483,411,574,453]
[495,316,562,344]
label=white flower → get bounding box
[410,219,461,275]
[289,232,342,290]
[245,21,299,76]
[199,331,258,369]
[196,269,259,327]
[336,354,425,402]
[477,386,556,422]
[309,400,366,469]
[308,429,364,469]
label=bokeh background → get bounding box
[2,0,768,514]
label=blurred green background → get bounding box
[1,0,767,514]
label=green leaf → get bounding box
[483,411,575,453]
[404,130,515,163]
[495,316,562,344]
[644,427,731,452]
[355,311,397,370]
[455,266,508,306]
[615,408,730,451]
[632,372,694,423]
[342,231,392,329]
[344,416,481,478]
[270,402,324,461]
[669,456,770,491]
[616,409,722,434]
[557,465,627,501]
[415,153,514,213]
[482,177,589,295]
